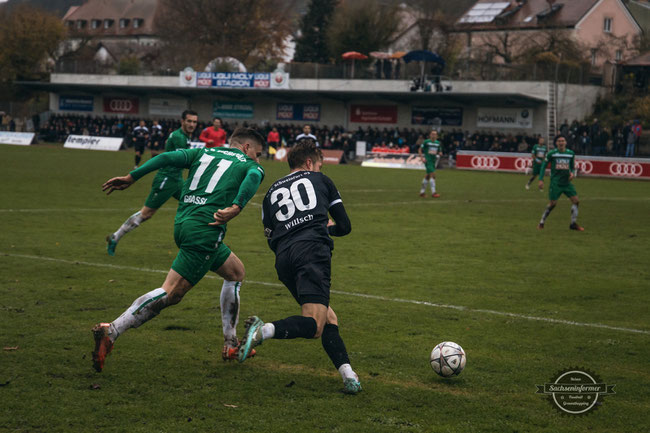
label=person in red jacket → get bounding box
[199,117,227,148]
[266,127,280,159]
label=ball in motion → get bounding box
[430,341,466,377]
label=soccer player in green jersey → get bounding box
[106,110,197,256]
[537,135,584,231]
[418,129,441,198]
[526,137,546,190]
[91,127,266,372]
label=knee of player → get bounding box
[326,307,339,326]
[140,208,156,220]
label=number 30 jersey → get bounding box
[262,171,342,254]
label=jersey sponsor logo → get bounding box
[215,149,247,162]
[284,213,314,230]
[470,155,500,170]
[608,162,643,177]
[555,160,570,170]
[575,160,593,174]
[514,157,532,171]
[183,194,208,205]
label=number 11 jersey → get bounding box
[262,171,342,254]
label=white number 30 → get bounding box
[271,178,317,221]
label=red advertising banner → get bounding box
[322,149,344,165]
[456,150,650,180]
[103,97,139,114]
[350,105,397,124]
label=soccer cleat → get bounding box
[343,376,362,395]
[570,223,585,231]
[238,316,264,363]
[525,183,530,190]
[106,235,117,256]
[419,192,425,198]
[92,323,114,372]
[222,339,256,361]
[432,193,440,198]
[537,223,544,230]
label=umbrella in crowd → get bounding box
[403,49,446,86]
[390,51,407,59]
[342,51,368,78]
[370,51,392,60]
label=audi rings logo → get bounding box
[514,157,532,171]
[109,99,133,112]
[575,160,593,174]
[609,162,643,177]
[471,155,500,170]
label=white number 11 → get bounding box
[189,154,233,193]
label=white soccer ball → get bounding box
[430,341,466,377]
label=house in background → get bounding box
[452,0,642,71]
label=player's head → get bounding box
[181,110,198,135]
[538,136,544,145]
[288,139,322,172]
[213,117,222,128]
[230,127,264,162]
[430,130,438,140]
[139,120,145,127]
[554,135,567,151]
[303,125,311,135]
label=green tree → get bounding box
[294,0,338,63]
[117,56,141,75]
[327,0,402,60]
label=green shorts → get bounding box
[144,173,183,209]
[532,162,542,176]
[171,221,231,286]
[425,159,437,174]
[549,182,577,201]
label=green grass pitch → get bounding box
[0,144,648,432]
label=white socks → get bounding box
[420,179,427,194]
[571,204,579,224]
[429,178,436,193]
[113,211,144,241]
[338,363,357,381]
[220,280,240,342]
[109,288,168,342]
[261,322,275,340]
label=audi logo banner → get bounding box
[457,151,650,180]
[103,97,139,114]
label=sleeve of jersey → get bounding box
[232,167,264,209]
[323,175,351,237]
[570,153,576,175]
[129,149,191,181]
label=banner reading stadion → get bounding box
[195,72,290,89]
[456,150,650,180]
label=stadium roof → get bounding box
[17,81,546,107]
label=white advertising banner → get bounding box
[477,108,533,129]
[64,135,123,151]
[0,131,35,145]
[149,98,188,116]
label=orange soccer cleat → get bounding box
[222,339,256,361]
[432,193,440,198]
[92,323,114,372]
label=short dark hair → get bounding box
[553,135,567,146]
[288,140,322,169]
[213,116,223,123]
[181,109,198,120]
[230,127,264,147]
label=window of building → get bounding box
[91,19,101,29]
[133,18,144,28]
[76,20,86,29]
[66,20,74,28]
[616,50,622,62]
[119,19,130,28]
[591,49,597,66]
[104,19,114,29]
[604,17,612,33]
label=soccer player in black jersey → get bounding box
[132,120,149,168]
[238,139,361,394]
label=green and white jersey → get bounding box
[421,139,441,163]
[531,144,547,165]
[539,148,575,185]
[158,128,191,179]
[130,146,264,227]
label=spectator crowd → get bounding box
[38,114,643,158]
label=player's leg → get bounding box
[92,268,193,372]
[538,199,557,229]
[526,164,539,189]
[568,192,583,231]
[134,146,143,168]
[321,306,362,393]
[430,171,439,198]
[420,172,429,197]
[106,205,158,256]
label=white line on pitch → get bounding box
[2,252,648,336]
[1,196,647,213]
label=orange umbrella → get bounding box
[341,52,368,78]
[390,51,407,59]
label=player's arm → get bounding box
[569,153,576,181]
[210,166,264,225]
[323,175,351,237]
[261,196,274,247]
[199,128,213,144]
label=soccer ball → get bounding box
[430,341,466,377]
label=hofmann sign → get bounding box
[477,108,532,129]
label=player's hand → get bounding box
[538,180,544,190]
[102,174,135,195]
[209,205,242,226]
[569,172,574,181]
[327,219,335,227]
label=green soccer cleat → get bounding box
[238,316,264,363]
[343,377,362,395]
[106,235,117,256]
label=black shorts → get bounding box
[275,240,331,307]
[150,140,164,151]
[134,142,146,153]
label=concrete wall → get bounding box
[556,83,606,124]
